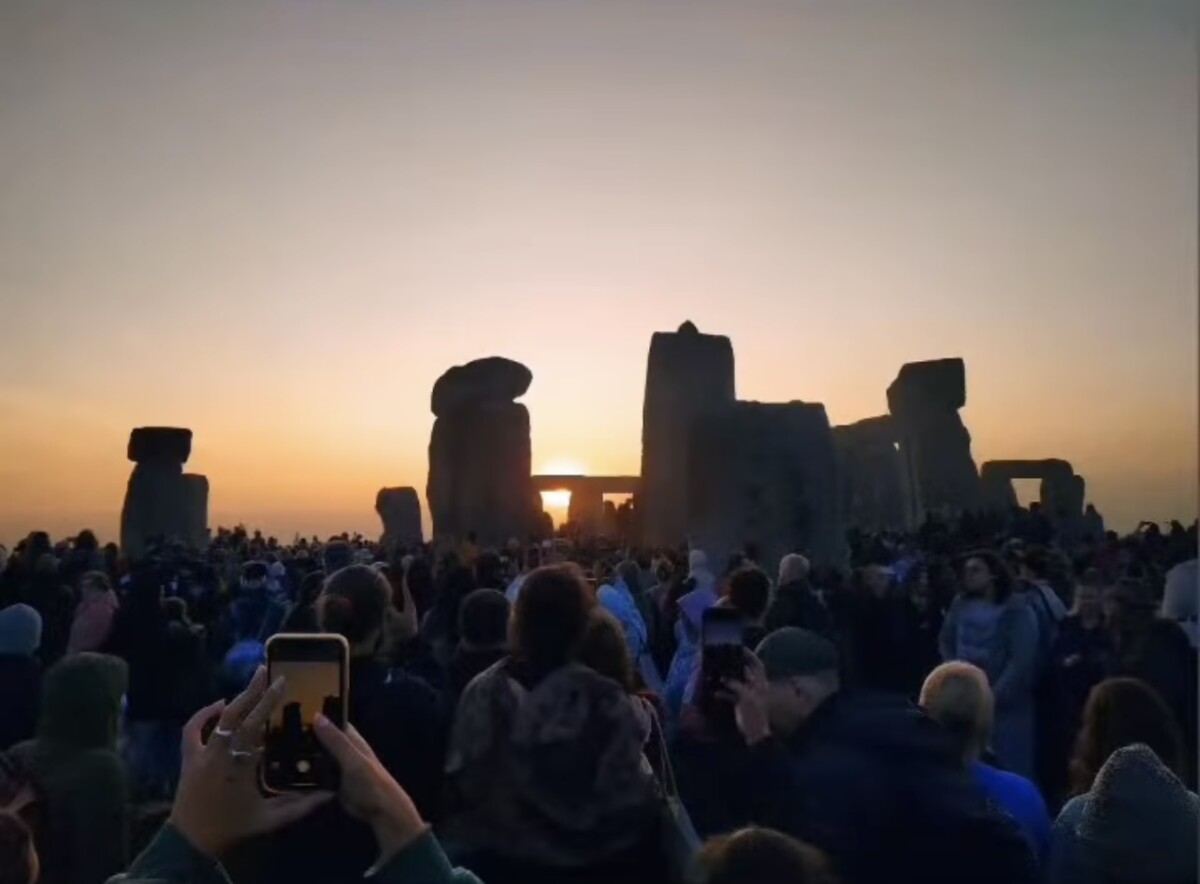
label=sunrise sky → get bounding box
[1,0,1196,546]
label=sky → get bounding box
[0,0,1196,546]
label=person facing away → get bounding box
[675,627,1037,884]
[444,564,662,884]
[7,653,130,884]
[504,545,541,605]
[665,550,720,719]
[690,827,840,884]
[446,589,510,704]
[66,571,119,656]
[1047,743,1198,884]
[919,662,1051,861]
[597,560,662,694]
[764,554,833,639]
[0,605,42,752]
[939,551,1039,778]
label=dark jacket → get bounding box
[763,579,833,638]
[11,653,130,884]
[446,645,507,707]
[675,692,1037,884]
[0,654,40,750]
[110,824,481,884]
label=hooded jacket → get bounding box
[1048,743,1199,884]
[0,604,43,750]
[10,652,130,884]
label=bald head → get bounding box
[919,662,994,763]
[778,554,811,586]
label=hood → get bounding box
[37,652,128,754]
[1074,744,1199,882]
[677,579,718,631]
[1162,559,1198,621]
[0,604,42,656]
[509,664,656,823]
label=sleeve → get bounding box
[372,830,483,884]
[992,604,1039,707]
[105,825,232,884]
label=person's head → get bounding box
[615,560,642,595]
[298,570,326,606]
[755,628,840,739]
[0,605,42,658]
[0,811,37,884]
[960,550,1013,602]
[319,565,391,655]
[162,596,190,625]
[524,546,542,573]
[919,662,994,764]
[576,608,635,692]
[322,540,353,575]
[778,554,811,587]
[457,589,511,653]
[728,567,771,625]
[510,564,595,681]
[80,570,111,598]
[37,653,128,755]
[905,564,934,613]
[1070,677,1187,794]
[474,550,504,590]
[692,827,838,884]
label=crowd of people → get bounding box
[0,507,1196,884]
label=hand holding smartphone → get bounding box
[262,633,349,793]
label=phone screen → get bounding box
[701,608,746,695]
[263,634,347,793]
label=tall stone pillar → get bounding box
[376,487,424,551]
[640,321,736,548]
[120,427,208,558]
[887,359,981,517]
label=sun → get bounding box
[541,489,572,509]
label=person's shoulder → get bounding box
[977,764,1047,809]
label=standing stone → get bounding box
[427,357,539,547]
[887,359,981,516]
[376,487,424,551]
[120,427,208,558]
[687,401,846,570]
[833,416,919,532]
[640,321,736,548]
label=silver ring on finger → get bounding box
[212,726,235,739]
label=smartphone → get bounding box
[701,607,746,698]
[262,633,349,793]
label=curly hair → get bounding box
[1069,677,1186,794]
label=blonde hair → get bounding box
[919,662,994,762]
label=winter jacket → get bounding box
[763,579,833,638]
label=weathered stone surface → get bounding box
[128,427,192,464]
[887,358,980,515]
[979,458,1086,536]
[120,427,208,558]
[375,487,424,550]
[427,397,539,548]
[640,321,736,547]
[431,357,532,418]
[833,416,919,532]
[687,401,846,570]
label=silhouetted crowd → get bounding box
[0,508,1196,884]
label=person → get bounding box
[444,564,662,884]
[691,827,839,884]
[764,554,832,639]
[446,589,510,704]
[66,571,119,655]
[1160,558,1198,649]
[25,556,73,668]
[1105,578,1197,785]
[844,564,911,693]
[278,570,324,634]
[597,560,661,693]
[504,546,540,605]
[421,563,476,671]
[939,551,1039,777]
[679,627,1037,884]
[1047,743,1198,884]
[897,563,944,697]
[0,605,42,751]
[7,653,130,884]
[1067,677,1187,797]
[106,668,480,884]
[665,550,719,719]
[0,809,37,884]
[919,662,1051,861]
